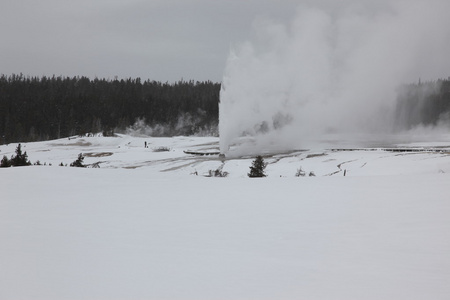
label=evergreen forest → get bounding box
[395,78,450,130]
[0,74,220,144]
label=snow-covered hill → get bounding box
[1,135,450,300]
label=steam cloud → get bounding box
[219,0,450,154]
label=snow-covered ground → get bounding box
[1,134,450,300]
[2,133,450,177]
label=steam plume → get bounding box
[219,0,450,154]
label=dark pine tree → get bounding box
[0,155,11,167]
[11,144,31,166]
[248,155,267,178]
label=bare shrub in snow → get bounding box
[295,166,306,177]
[208,169,228,177]
[70,153,86,168]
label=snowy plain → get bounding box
[1,134,450,300]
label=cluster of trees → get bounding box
[0,144,31,167]
[0,143,88,168]
[395,78,450,130]
[0,74,220,144]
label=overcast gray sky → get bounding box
[0,0,305,82]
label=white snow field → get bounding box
[1,134,450,300]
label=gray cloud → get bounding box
[0,0,298,82]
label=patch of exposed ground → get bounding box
[191,141,219,147]
[325,159,358,176]
[337,159,357,170]
[306,153,327,159]
[323,158,336,162]
[114,154,220,171]
[84,152,113,157]
[50,140,92,147]
[152,146,171,152]
[160,161,200,172]
[266,151,306,164]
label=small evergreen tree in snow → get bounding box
[0,155,11,168]
[248,155,267,178]
[70,153,86,167]
[11,144,31,166]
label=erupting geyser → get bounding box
[219,0,450,155]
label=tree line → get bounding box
[394,78,450,130]
[0,74,220,144]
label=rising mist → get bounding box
[219,0,450,155]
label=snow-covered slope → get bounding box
[2,133,450,176]
[1,135,450,300]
